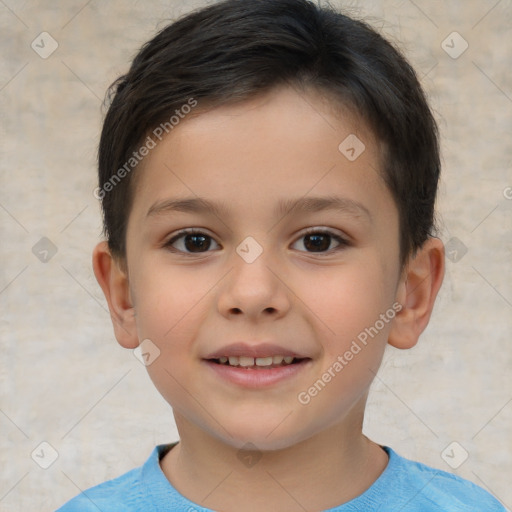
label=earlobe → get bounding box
[92,241,139,349]
[388,237,445,350]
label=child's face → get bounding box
[123,86,403,450]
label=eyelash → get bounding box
[163,227,350,255]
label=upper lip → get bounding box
[203,342,310,360]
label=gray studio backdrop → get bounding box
[1,1,511,510]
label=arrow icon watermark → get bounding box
[133,339,161,366]
[338,134,365,161]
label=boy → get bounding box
[57,0,506,510]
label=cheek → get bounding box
[302,258,394,344]
[294,263,394,424]
[297,255,396,406]
[130,266,211,409]
[131,264,212,348]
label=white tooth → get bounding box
[219,356,228,364]
[283,356,294,364]
[239,356,255,367]
[272,355,284,365]
[255,357,273,366]
[228,356,240,366]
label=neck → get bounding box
[160,412,389,512]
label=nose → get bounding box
[216,250,291,322]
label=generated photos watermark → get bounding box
[297,301,403,405]
[94,97,198,200]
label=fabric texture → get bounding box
[55,443,506,511]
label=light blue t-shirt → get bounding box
[56,443,506,511]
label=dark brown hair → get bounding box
[98,0,440,266]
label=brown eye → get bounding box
[165,230,220,253]
[292,229,348,254]
[183,234,211,252]
[303,233,331,252]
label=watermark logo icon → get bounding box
[445,237,468,263]
[32,237,58,263]
[441,441,469,469]
[31,32,59,59]
[133,339,161,366]
[31,441,59,469]
[338,134,365,161]
[236,442,262,468]
[236,236,263,264]
[441,32,468,60]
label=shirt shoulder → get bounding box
[54,442,214,512]
[55,465,143,512]
[356,447,507,512]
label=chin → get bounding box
[212,413,312,452]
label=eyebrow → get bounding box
[146,195,372,222]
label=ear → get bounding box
[388,237,445,350]
[92,241,139,349]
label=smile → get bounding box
[210,355,305,369]
[204,356,312,388]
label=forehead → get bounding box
[129,85,393,227]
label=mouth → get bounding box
[207,355,310,369]
[203,354,312,388]
[202,342,313,387]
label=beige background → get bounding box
[1,1,511,510]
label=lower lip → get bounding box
[203,359,311,388]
